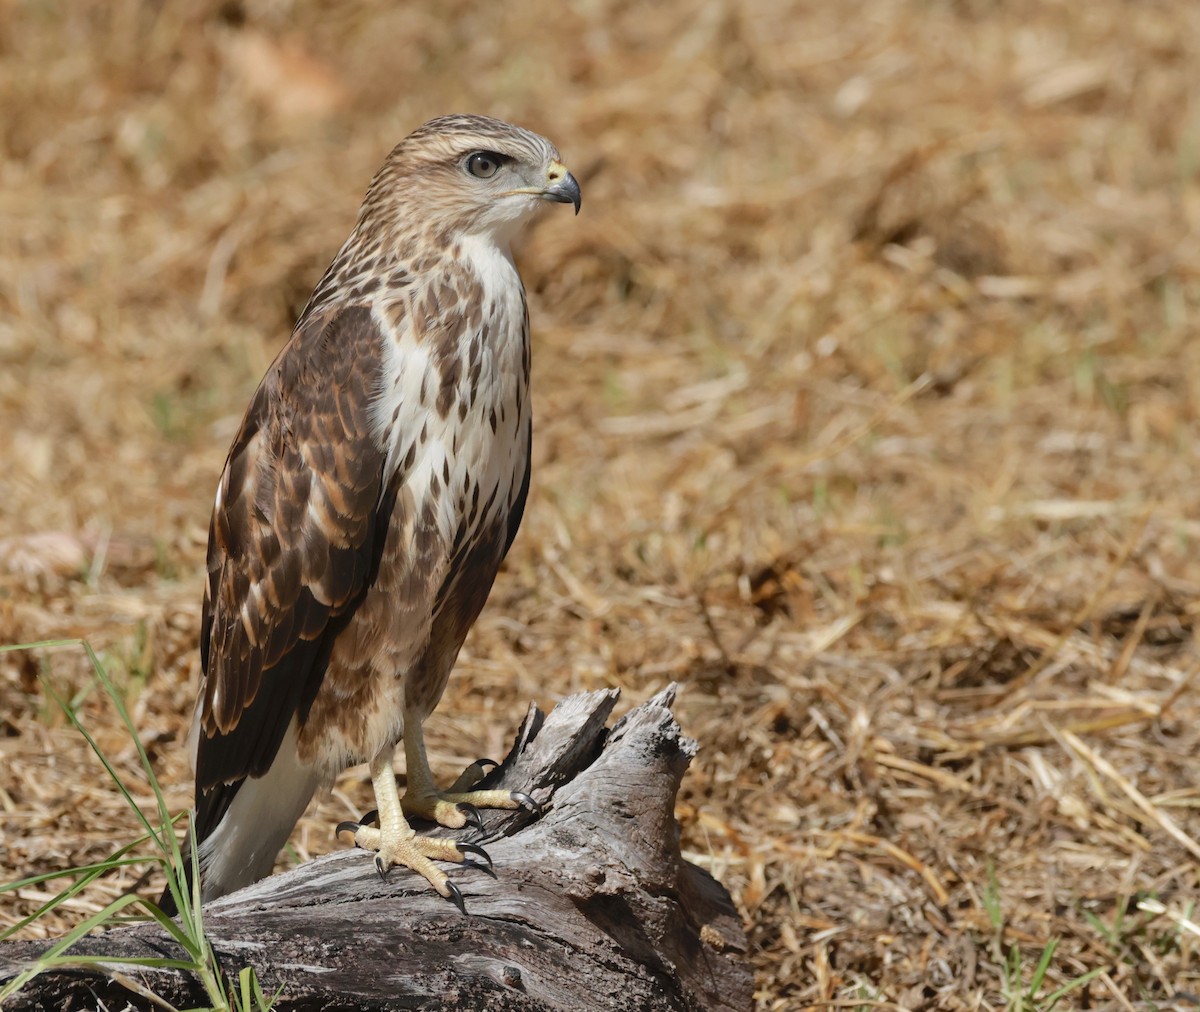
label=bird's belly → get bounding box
[296,381,529,780]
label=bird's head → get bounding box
[361,114,581,250]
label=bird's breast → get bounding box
[369,255,531,551]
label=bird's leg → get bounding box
[336,744,490,912]
[400,713,539,830]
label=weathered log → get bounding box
[0,686,751,1010]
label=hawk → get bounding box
[161,115,580,914]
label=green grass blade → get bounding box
[1,892,145,1000]
[39,663,166,855]
[43,955,204,972]
[0,638,88,653]
[1042,966,1107,1007]
[0,838,157,894]
[0,854,146,942]
[81,640,179,860]
[1027,937,1057,994]
[0,639,255,1011]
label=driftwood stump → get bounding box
[0,686,751,1010]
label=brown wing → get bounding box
[194,304,392,840]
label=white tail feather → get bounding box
[196,718,319,902]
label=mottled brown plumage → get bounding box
[163,115,579,913]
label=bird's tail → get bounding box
[157,722,318,916]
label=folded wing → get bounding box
[193,304,392,842]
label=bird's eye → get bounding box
[465,151,505,179]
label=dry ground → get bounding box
[2,1,1200,1008]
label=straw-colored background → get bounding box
[3,1,1200,1006]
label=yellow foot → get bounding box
[335,820,491,913]
[400,759,541,830]
[402,787,537,830]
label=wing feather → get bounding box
[194,304,391,840]
[503,424,532,558]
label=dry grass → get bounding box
[2,0,1200,1007]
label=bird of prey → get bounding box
[161,114,580,914]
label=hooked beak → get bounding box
[542,160,581,215]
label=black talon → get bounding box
[510,790,542,815]
[374,855,390,882]
[444,880,467,915]
[449,758,501,794]
[457,802,485,831]
[359,809,379,827]
[336,820,361,840]
[457,842,493,869]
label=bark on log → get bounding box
[0,686,751,1010]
